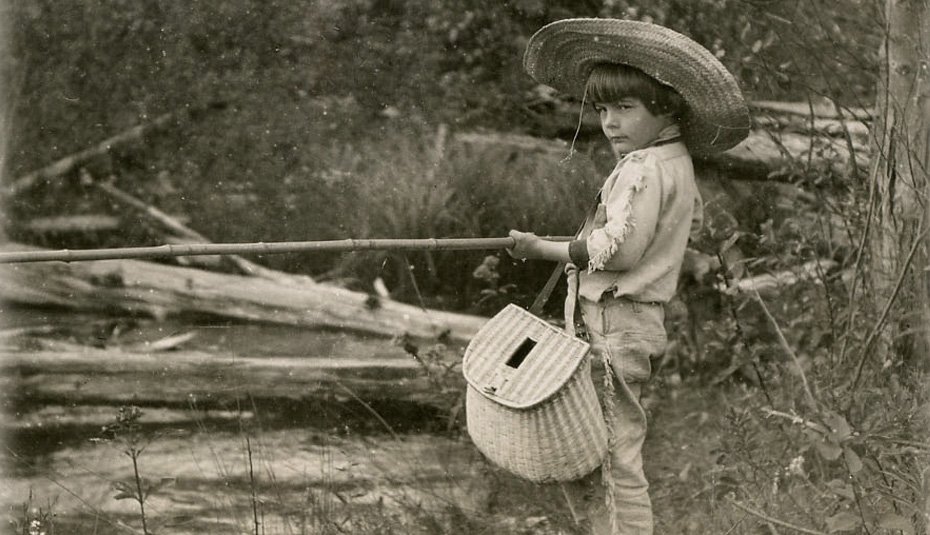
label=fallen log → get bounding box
[748,100,873,121]
[0,243,487,343]
[1,337,458,409]
[715,129,869,177]
[717,259,840,295]
[751,115,869,139]
[21,214,122,233]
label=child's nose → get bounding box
[603,109,620,128]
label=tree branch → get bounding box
[727,499,828,535]
[6,112,174,196]
[83,170,309,284]
[752,288,819,410]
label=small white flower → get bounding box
[786,455,806,477]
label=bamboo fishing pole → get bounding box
[0,236,573,264]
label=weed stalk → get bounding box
[247,435,261,535]
[129,450,149,535]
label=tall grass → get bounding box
[287,123,605,308]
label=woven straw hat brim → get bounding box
[524,19,751,155]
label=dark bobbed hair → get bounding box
[586,63,686,120]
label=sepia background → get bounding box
[1,1,926,534]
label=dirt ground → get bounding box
[1,308,744,534]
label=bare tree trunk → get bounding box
[867,0,930,371]
[861,6,929,530]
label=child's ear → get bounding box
[659,112,677,125]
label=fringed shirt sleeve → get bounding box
[584,152,662,273]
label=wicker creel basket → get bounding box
[463,303,608,483]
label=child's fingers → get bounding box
[507,230,536,259]
[506,229,522,258]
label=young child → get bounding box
[509,19,750,534]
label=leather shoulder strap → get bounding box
[529,262,565,316]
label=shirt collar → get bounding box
[651,124,681,146]
[614,124,687,165]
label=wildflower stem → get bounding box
[130,450,149,535]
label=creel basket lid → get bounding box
[463,304,590,409]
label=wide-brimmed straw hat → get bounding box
[524,18,751,155]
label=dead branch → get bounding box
[6,102,226,197]
[84,170,310,284]
[22,214,121,233]
[6,112,175,196]
[718,259,839,295]
[753,288,819,410]
[760,408,830,435]
[752,115,869,139]
[89,174,203,241]
[749,100,873,122]
[126,331,197,352]
[727,499,828,535]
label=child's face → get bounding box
[593,98,675,156]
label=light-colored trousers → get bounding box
[561,294,666,535]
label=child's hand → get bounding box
[507,230,542,260]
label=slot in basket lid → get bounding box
[463,304,590,409]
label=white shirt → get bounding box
[573,139,702,303]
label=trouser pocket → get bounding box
[580,296,666,384]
